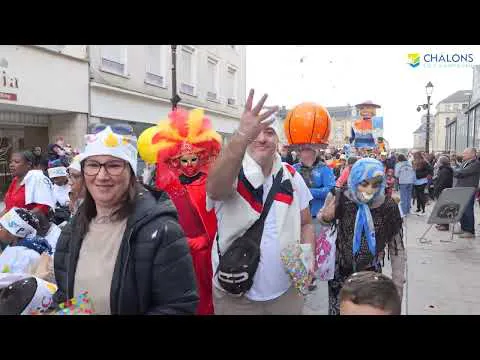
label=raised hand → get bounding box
[238,89,279,143]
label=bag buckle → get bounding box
[218,271,249,283]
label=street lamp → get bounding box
[417,81,434,153]
[170,45,181,110]
[425,81,434,153]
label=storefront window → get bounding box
[468,109,475,147]
[457,115,467,152]
[445,126,450,151]
[475,106,480,149]
[452,121,457,153]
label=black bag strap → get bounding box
[257,167,284,224]
[216,167,284,258]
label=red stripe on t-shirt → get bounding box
[274,192,293,205]
[237,180,263,213]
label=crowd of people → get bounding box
[1,89,480,316]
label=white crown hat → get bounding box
[0,208,37,238]
[48,167,68,179]
[82,126,138,175]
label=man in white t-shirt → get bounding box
[207,89,315,315]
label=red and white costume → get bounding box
[138,108,221,315]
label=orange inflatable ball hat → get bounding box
[284,102,331,145]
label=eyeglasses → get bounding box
[83,160,127,176]
[90,124,134,136]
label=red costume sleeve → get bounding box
[4,177,50,215]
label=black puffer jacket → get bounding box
[52,186,199,314]
[433,165,453,199]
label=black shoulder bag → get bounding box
[216,168,284,295]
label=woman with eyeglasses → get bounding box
[318,158,405,315]
[52,125,199,315]
[1,150,55,219]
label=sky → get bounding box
[246,45,480,148]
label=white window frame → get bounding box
[145,45,168,89]
[226,65,238,107]
[179,45,197,97]
[206,56,220,103]
[100,45,128,77]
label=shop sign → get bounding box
[0,57,19,102]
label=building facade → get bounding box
[88,45,246,173]
[89,45,245,137]
[445,112,468,154]
[0,45,89,188]
[445,67,480,154]
[432,90,471,152]
[326,105,356,149]
[412,114,434,152]
[1,45,246,179]
[0,45,89,152]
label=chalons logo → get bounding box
[407,53,421,68]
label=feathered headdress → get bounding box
[138,107,222,168]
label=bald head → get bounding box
[463,148,477,162]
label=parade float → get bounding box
[347,100,390,156]
[283,102,332,151]
[350,100,380,149]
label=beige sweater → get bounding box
[74,218,127,315]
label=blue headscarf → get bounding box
[347,158,386,256]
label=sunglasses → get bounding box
[90,124,134,136]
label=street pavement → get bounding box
[303,202,480,315]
